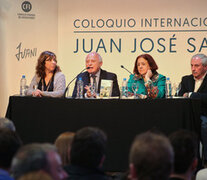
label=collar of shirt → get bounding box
[193,72,207,92]
[90,69,101,88]
[95,69,101,80]
[193,71,207,81]
[90,69,101,81]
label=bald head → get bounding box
[85,52,102,62]
[85,52,103,74]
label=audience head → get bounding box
[133,54,158,76]
[169,129,198,175]
[36,51,61,78]
[54,131,75,166]
[17,171,52,180]
[0,117,16,131]
[129,131,174,180]
[191,53,207,79]
[70,126,107,169]
[11,143,68,180]
[0,128,22,170]
[85,52,103,75]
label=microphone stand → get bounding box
[63,67,88,98]
[120,65,132,75]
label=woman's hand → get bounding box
[145,69,153,81]
[138,94,147,99]
[32,89,42,97]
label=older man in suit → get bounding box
[179,53,207,165]
[72,52,120,98]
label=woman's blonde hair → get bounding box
[54,131,75,166]
[18,171,52,180]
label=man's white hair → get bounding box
[85,52,102,62]
[192,54,207,66]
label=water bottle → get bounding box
[20,75,27,96]
[121,78,128,98]
[76,77,84,99]
[165,77,172,98]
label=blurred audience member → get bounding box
[55,131,75,166]
[129,131,174,180]
[0,117,16,131]
[17,171,52,180]
[169,129,198,180]
[11,143,68,180]
[64,127,113,180]
[196,168,207,180]
[0,128,22,180]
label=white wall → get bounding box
[0,0,58,116]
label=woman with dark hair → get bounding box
[27,51,66,97]
[127,54,166,99]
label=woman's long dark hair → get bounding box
[35,51,61,78]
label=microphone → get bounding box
[63,67,90,98]
[120,65,132,75]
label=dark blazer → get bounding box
[179,74,207,96]
[72,69,120,98]
[179,74,207,115]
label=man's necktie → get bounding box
[91,74,97,93]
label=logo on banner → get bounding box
[15,43,37,61]
[17,1,36,19]
[21,1,32,12]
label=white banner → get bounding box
[0,0,207,116]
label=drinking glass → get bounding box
[176,83,181,96]
[132,83,139,99]
[89,83,96,98]
[173,82,181,96]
